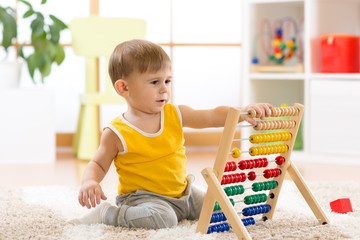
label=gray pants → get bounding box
[104,175,205,229]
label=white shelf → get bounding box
[243,0,360,164]
[248,0,304,4]
[250,73,305,80]
[310,73,360,80]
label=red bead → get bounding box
[231,162,237,171]
[258,158,264,167]
[224,163,229,172]
[248,160,254,169]
[263,158,269,167]
[275,156,285,165]
[275,169,281,177]
[240,173,247,182]
[238,160,247,170]
[254,159,260,168]
[247,171,257,181]
[229,174,235,183]
[222,175,229,184]
[263,169,271,178]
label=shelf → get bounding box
[248,0,304,4]
[310,73,360,80]
[250,73,305,80]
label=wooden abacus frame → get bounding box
[196,103,330,240]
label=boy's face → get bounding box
[125,66,172,114]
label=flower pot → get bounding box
[0,60,22,88]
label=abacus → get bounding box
[196,103,329,239]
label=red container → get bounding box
[320,34,360,73]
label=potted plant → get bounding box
[0,0,67,86]
[0,4,20,87]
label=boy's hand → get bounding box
[241,103,273,125]
[78,180,107,209]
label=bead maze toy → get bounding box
[196,103,330,239]
[250,17,304,73]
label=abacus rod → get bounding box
[229,150,250,155]
[233,137,251,142]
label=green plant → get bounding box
[0,5,17,54]
[18,0,67,83]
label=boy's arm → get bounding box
[78,128,121,209]
[178,103,272,129]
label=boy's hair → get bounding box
[108,39,171,84]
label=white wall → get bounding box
[6,0,243,133]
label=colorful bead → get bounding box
[231,148,241,158]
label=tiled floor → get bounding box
[1,147,360,188]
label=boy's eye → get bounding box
[151,80,158,85]
[165,79,171,84]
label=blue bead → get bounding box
[242,218,249,226]
[218,224,225,232]
[224,222,230,231]
[211,213,216,223]
[265,204,271,213]
[251,57,259,64]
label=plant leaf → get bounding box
[49,15,67,30]
[41,0,47,4]
[49,24,60,44]
[23,9,34,18]
[38,52,52,80]
[26,53,38,83]
[0,8,17,51]
[55,44,65,65]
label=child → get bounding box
[70,39,272,229]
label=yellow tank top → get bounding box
[107,104,187,198]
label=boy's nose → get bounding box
[159,84,168,93]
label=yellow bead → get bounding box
[287,40,295,48]
[249,134,259,144]
[249,147,257,156]
[275,52,283,59]
[231,148,241,158]
[272,39,281,47]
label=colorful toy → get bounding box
[196,104,329,239]
[251,17,303,68]
[330,198,353,213]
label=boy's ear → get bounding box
[114,79,129,97]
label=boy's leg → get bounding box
[105,195,178,229]
[187,184,206,220]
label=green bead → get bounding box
[240,185,245,194]
[252,183,259,192]
[230,198,235,206]
[244,196,252,205]
[260,194,267,202]
[214,202,220,211]
[280,43,286,50]
[224,187,232,196]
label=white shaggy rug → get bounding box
[1,181,359,240]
